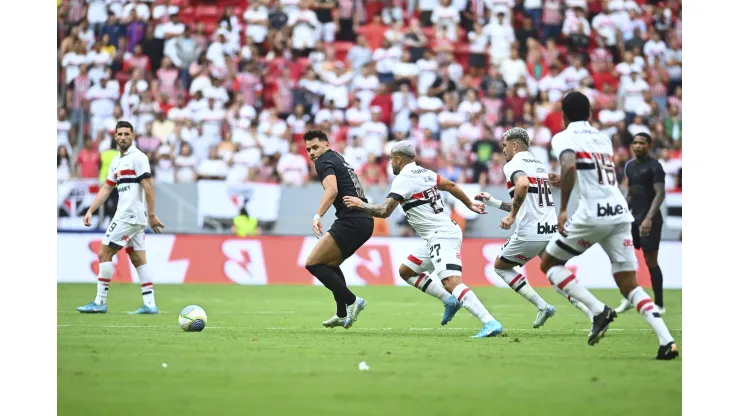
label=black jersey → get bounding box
[315,150,372,219]
[624,156,666,220]
[315,0,334,23]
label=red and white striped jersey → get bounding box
[387,162,459,241]
[503,151,558,241]
[551,121,634,225]
[105,145,152,226]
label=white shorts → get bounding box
[102,220,146,253]
[402,235,463,279]
[545,220,637,269]
[319,22,335,43]
[498,235,549,266]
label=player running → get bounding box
[304,130,373,329]
[475,127,593,327]
[615,133,667,315]
[343,141,504,338]
[540,92,678,359]
[77,121,165,314]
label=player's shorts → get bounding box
[498,235,549,266]
[102,220,146,253]
[631,215,663,252]
[545,220,637,268]
[327,216,374,260]
[402,230,463,280]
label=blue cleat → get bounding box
[129,305,159,315]
[441,296,462,326]
[533,304,556,328]
[471,320,504,338]
[77,302,107,314]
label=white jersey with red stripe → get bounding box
[387,162,460,241]
[502,151,558,241]
[551,121,634,225]
[105,145,152,226]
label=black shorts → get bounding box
[632,216,663,252]
[469,53,487,69]
[328,216,374,260]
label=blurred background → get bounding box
[56,0,682,241]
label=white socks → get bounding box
[95,262,113,305]
[554,287,594,321]
[451,283,495,324]
[137,264,156,307]
[627,287,674,345]
[546,265,605,315]
[405,273,452,302]
[495,268,548,310]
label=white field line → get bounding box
[57,325,681,332]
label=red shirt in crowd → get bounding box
[77,148,100,179]
[543,110,564,135]
[591,70,619,92]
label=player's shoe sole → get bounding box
[656,342,679,360]
[343,298,366,329]
[322,315,346,328]
[129,305,159,314]
[441,297,462,326]
[615,299,633,314]
[471,320,504,338]
[588,306,616,346]
[533,305,556,328]
[77,302,107,313]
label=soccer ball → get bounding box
[179,305,208,332]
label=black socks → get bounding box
[306,264,357,317]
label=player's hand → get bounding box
[548,173,562,188]
[475,192,491,202]
[468,200,488,214]
[83,211,93,227]
[558,210,569,237]
[312,216,323,238]
[342,196,363,209]
[149,214,165,234]
[500,214,515,229]
[640,218,652,237]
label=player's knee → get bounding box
[611,261,637,275]
[98,251,113,263]
[493,256,513,271]
[539,256,554,274]
[613,270,639,297]
[398,265,417,280]
[643,252,659,268]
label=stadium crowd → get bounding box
[57,0,682,191]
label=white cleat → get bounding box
[322,315,346,328]
[615,298,633,314]
[533,305,556,328]
[342,297,366,329]
[654,306,666,315]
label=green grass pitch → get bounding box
[58,284,681,416]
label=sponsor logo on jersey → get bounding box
[515,254,531,262]
[577,239,592,249]
[597,203,625,217]
[537,222,558,234]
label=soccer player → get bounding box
[77,121,165,314]
[540,92,678,359]
[304,130,373,329]
[615,133,667,315]
[343,141,505,338]
[475,127,594,327]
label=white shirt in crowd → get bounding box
[277,152,308,186]
[621,75,649,113]
[360,120,389,157]
[560,65,590,90]
[243,6,270,43]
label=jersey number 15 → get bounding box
[592,153,617,185]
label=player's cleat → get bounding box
[588,306,616,346]
[322,315,346,328]
[129,305,159,314]
[441,296,462,326]
[77,302,107,313]
[342,297,366,329]
[615,298,633,314]
[656,342,679,360]
[533,304,556,328]
[471,320,504,338]
[655,306,666,315]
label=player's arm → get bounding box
[498,171,528,229]
[641,164,666,235]
[475,191,514,212]
[316,174,338,219]
[438,175,487,214]
[84,182,115,220]
[135,154,165,233]
[557,150,577,234]
[345,196,400,219]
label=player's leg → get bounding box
[541,223,614,345]
[77,220,124,313]
[399,246,461,325]
[434,237,503,338]
[603,224,678,359]
[616,221,643,313]
[643,216,665,312]
[127,227,158,314]
[553,286,593,322]
[495,238,555,328]
[306,232,358,326]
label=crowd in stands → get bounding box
[57,0,683,191]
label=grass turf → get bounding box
[58,284,681,416]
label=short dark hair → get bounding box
[303,130,329,142]
[634,132,652,145]
[562,92,590,122]
[115,120,135,133]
